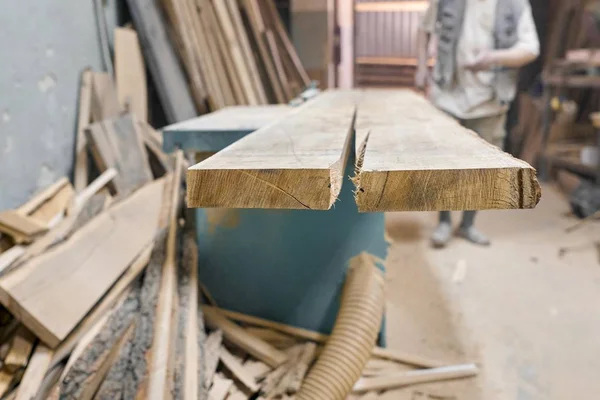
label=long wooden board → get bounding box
[187,91,356,209]
[354,90,541,212]
[115,27,148,122]
[126,0,197,123]
[0,179,164,347]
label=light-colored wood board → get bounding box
[203,305,446,368]
[160,0,209,113]
[352,363,479,392]
[225,0,267,104]
[242,0,286,103]
[15,343,53,400]
[147,152,183,400]
[213,0,259,105]
[165,105,291,133]
[125,0,198,124]
[354,90,541,212]
[196,0,237,107]
[115,27,148,122]
[86,114,153,198]
[203,329,223,389]
[0,212,47,244]
[29,182,74,225]
[243,358,271,382]
[90,72,121,122]
[207,0,248,105]
[181,232,200,400]
[17,178,70,216]
[74,69,93,192]
[219,346,260,393]
[208,375,233,400]
[187,91,356,209]
[263,0,310,87]
[4,326,35,372]
[264,29,292,101]
[0,179,164,347]
[203,307,287,368]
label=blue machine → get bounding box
[164,107,388,340]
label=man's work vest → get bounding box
[434,0,526,104]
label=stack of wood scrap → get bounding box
[155,0,309,111]
[198,304,479,399]
[0,59,207,398]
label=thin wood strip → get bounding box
[15,343,53,400]
[352,364,479,392]
[219,346,260,393]
[74,69,93,192]
[17,178,70,216]
[264,29,292,101]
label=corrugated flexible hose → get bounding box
[298,253,385,400]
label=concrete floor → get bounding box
[380,184,600,400]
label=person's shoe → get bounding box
[456,226,491,246]
[431,222,452,248]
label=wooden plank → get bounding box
[196,0,237,107]
[146,152,183,400]
[264,29,293,101]
[354,90,541,212]
[74,69,93,192]
[4,326,35,372]
[90,72,121,122]
[0,179,164,347]
[86,114,153,197]
[219,346,260,393]
[160,0,209,113]
[352,363,479,392]
[164,104,291,133]
[262,0,310,87]
[15,343,52,400]
[213,0,259,105]
[28,182,74,225]
[126,0,197,124]
[203,330,223,389]
[208,375,233,400]
[203,305,447,369]
[207,0,248,105]
[17,178,70,216]
[241,0,286,103]
[0,211,47,244]
[115,27,148,122]
[187,91,356,209]
[225,0,268,104]
[202,307,287,368]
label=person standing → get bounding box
[415,0,540,247]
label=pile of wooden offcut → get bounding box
[198,305,478,400]
[0,60,196,398]
[127,0,309,118]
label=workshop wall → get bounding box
[0,0,106,210]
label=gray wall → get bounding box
[0,1,105,210]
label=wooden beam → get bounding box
[202,307,287,368]
[115,27,148,122]
[352,363,479,392]
[353,90,541,212]
[74,69,93,192]
[187,91,356,209]
[0,179,164,347]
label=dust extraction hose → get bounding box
[298,253,385,400]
